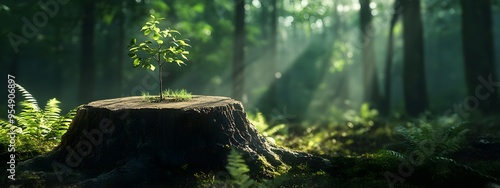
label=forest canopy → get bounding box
[1,0,499,121]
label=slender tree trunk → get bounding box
[159,54,163,100]
[359,0,381,109]
[232,0,246,101]
[78,0,96,104]
[460,0,499,114]
[402,0,428,116]
[380,0,401,116]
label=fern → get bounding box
[395,120,469,157]
[0,84,80,154]
[248,112,287,145]
[226,148,255,188]
[15,83,39,110]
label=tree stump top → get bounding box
[86,95,240,111]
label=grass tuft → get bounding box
[163,89,192,101]
[141,89,192,102]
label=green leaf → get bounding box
[181,54,188,60]
[170,30,180,34]
[130,38,136,45]
[153,32,160,40]
[149,64,156,71]
[175,60,185,66]
[133,58,141,67]
[144,29,151,36]
[150,14,155,19]
[178,40,189,46]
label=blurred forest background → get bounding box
[1,0,499,123]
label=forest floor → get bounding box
[1,114,500,187]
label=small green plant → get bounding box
[140,91,156,102]
[163,88,192,101]
[128,14,191,101]
[140,89,192,102]
[0,84,79,155]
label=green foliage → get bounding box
[0,84,79,154]
[248,112,287,145]
[128,15,191,69]
[360,103,379,120]
[225,148,255,188]
[128,14,191,101]
[341,103,379,125]
[395,119,469,157]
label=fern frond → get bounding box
[49,105,81,140]
[60,105,80,127]
[15,83,39,110]
[16,101,42,134]
[379,150,406,160]
[249,112,269,133]
[42,98,62,137]
[0,119,11,127]
[226,148,255,188]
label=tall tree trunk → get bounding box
[260,0,269,42]
[380,0,401,116]
[269,0,278,108]
[460,0,499,114]
[402,0,428,116]
[232,0,245,101]
[359,0,381,109]
[54,25,64,100]
[78,0,96,104]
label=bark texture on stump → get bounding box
[18,96,329,187]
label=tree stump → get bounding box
[18,96,330,186]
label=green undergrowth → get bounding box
[0,84,79,157]
[141,89,192,102]
[3,100,500,187]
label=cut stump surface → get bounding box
[18,96,330,186]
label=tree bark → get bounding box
[402,0,428,116]
[269,0,278,108]
[115,3,125,96]
[233,0,246,101]
[78,0,96,104]
[380,0,401,116]
[359,0,381,109]
[460,0,499,114]
[18,96,329,186]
